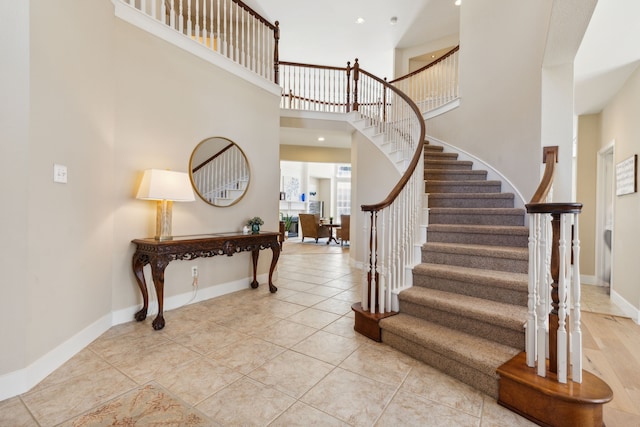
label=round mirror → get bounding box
[189,137,250,207]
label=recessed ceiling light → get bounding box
[318,137,325,142]
[356,17,365,24]
[454,0,461,6]
[390,16,398,25]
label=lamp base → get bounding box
[155,200,173,241]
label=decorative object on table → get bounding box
[329,216,334,224]
[246,216,264,234]
[136,169,195,241]
[242,225,250,234]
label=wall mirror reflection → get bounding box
[189,137,250,207]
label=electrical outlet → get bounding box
[191,266,198,277]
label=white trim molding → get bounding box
[611,289,640,324]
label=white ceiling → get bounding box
[246,0,640,145]
[574,0,640,114]
[247,0,460,79]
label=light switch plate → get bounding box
[53,163,68,183]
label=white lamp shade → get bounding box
[136,169,195,202]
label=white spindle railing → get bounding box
[361,152,423,313]
[192,146,249,206]
[279,62,351,112]
[526,207,582,383]
[390,46,459,117]
[119,0,279,83]
[525,147,583,384]
[359,69,425,314]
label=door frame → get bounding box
[595,141,615,290]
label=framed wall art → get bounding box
[615,154,637,196]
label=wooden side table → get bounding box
[131,232,280,330]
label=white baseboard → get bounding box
[0,274,267,401]
[0,313,112,401]
[610,289,640,324]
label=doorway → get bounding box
[595,142,614,293]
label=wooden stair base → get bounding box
[497,352,613,427]
[351,302,397,342]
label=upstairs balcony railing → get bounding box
[390,46,459,117]
[117,0,280,82]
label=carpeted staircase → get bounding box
[379,142,529,398]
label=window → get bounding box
[336,181,351,216]
[336,165,351,178]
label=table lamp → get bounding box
[136,169,195,240]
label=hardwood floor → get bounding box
[581,311,640,426]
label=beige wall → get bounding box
[600,66,640,313]
[1,0,30,374]
[280,145,350,163]
[351,132,400,263]
[112,20,281,311]
[0,0,280,390]
[25,0,116,366]
[427,0,552,201]
[576,114,601,277]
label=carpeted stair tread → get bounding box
[427,224,528,236]
[424,144,444,152]
[413,262,528,290]
[380,313,521,378]
[425,170,488,181]
[428,193,515,208]
[426,224,529,247]
[426,180,502,194]
[427,179,502,186]
[399,287,527,332]
[424,152,459,160]
[425,159,473,170]
[423,242,528,260]
[412,263,528,305]
[428,208,525,226]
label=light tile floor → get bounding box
[2,238,626,426]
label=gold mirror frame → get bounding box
[189,137,250,207]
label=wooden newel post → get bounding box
[548,212,561,374]
[353,58,360,112]
[346,61,351,113]
[273,21,280,84]
[383,77,388,122]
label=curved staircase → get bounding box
[380,142,529,398]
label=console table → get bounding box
[132,231,280,330]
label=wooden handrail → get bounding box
[192,142,234,173]
[528,146,558,204]
[389,45,459,84]
[229,0,277,30]
[360,68,426,212]
[279,61,347,71]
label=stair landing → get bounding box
[497,352,613,427]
